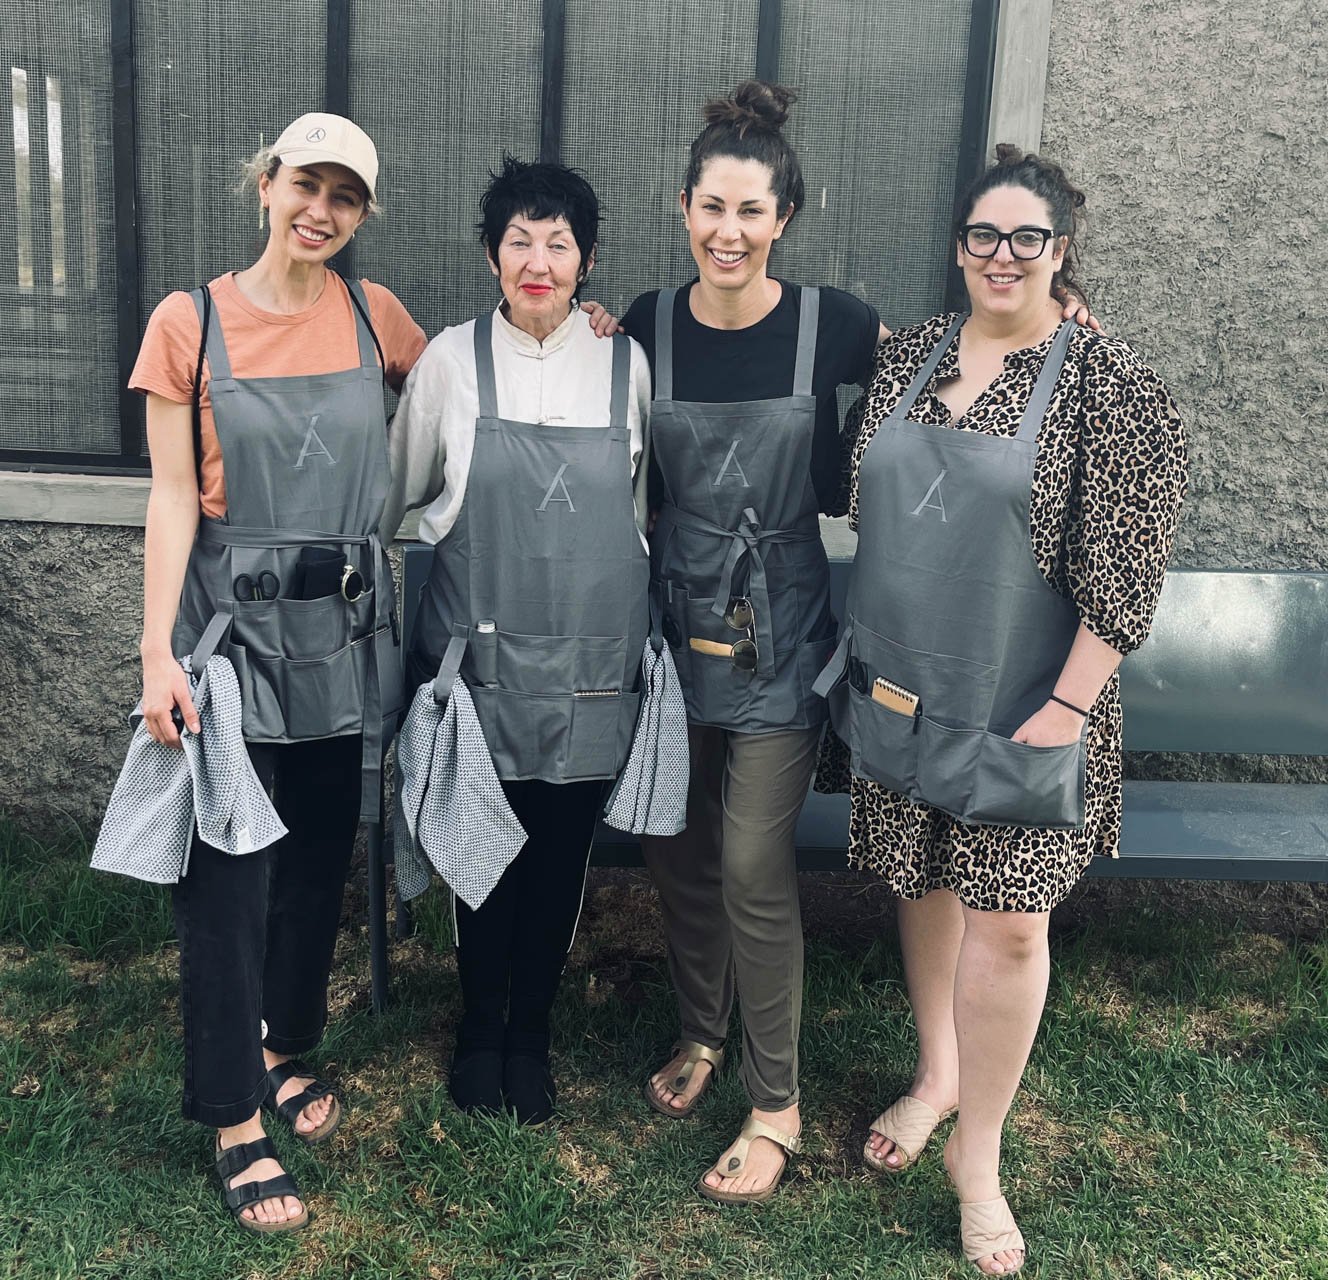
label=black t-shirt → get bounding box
[621,280,880,514]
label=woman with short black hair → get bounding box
[381,155,653,1127]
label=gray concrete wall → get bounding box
[1041,0,1326,572]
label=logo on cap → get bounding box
[305,126,327,142]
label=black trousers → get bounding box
[454,778,604,1057]
[171,734,361,1127]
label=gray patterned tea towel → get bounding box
[603,637,689,836]
[393,676,527,909]
[90,656,288,884]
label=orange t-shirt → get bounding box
[130,272,428,518]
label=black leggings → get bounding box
[454,779,604,1056]
[171,735,361,1127]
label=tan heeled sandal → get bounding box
[959,1196,1026,1274]
[643,1040,724,1119]
[696,1116,801,1205]
[863,1095,956,1172]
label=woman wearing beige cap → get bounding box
[122,111,425,1233]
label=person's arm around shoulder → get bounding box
[361,280,428,392]
[380,331,455,543]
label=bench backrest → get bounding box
[1117,569,1328,755]
[401,547,1328,758]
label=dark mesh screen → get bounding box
[559,0,761,317]
[777,0,973,328]
[348,2,543,336]
[0,3,120,452]
[133,0,325,328]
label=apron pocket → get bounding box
[469,686,571,781]
[848,687,919,796]
[850,618,997,729]
[231,642,281,742]
[231,591,370,662]
[496,630,629,695]
[914,718,983,819]
[567,691,640,781]
[965,732,1086,829]
[276,633,371,739]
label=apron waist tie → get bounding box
[811,620,854,700]
[660,503,820,677]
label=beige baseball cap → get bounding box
[270,112,379,203]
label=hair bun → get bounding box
[703,79,797,134]
[993,142,1025,167]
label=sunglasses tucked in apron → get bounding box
[816,317,1086,828]
[173,278,404,822]
[408,316,648,783]
[650,286,836,733]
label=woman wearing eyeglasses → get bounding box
[818,146,1187,1273]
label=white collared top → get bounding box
[380,303,651,546]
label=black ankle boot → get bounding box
[449,1042,504,1115]
[502,1031,555,1126]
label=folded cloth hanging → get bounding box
[90,656,288,884]
[603,636,689,837]
[393,675,527,910]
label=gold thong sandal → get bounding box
[696,1116,801,1205]
[863,1095,956,1173]
[959,1195,1026,1274]
[643,1040,724,1119]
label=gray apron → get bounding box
[172,275,404,822]
[815,316,1086,828]
[650,286,835,732]
[408,313,649,783]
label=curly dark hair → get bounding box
[954,143,1088,303]
[682,80,805,224]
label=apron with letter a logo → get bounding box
[816,317,1087,828]
[173,274,404,821]
[649,285,836,733]
[408,313,649,782]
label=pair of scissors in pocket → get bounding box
[233,570,280,602]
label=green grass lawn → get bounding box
[2,817,1326,1280]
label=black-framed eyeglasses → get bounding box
[724,596,758,673]
[960,224,1056,260]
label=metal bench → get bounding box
[372,554,1327,1008]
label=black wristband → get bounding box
[1049,693,1090,718]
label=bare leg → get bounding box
[867,889,965,1168]
[943,906,1050,1276]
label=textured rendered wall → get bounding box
[1041,0,1326,571]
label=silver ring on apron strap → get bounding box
[648,284,837,733]
[172,274,405,823]
[407,312,650,784]
[820,315,1086,829]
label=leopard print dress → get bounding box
[818,313,1188,912]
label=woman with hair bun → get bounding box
[818,145,1186,1272]
[589,83,1090,1206]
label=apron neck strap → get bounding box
[609,332,630,427]
[654,288,677,401]
[890,313,964,423]
[340,273,385,373]
[473,312,500,419]
[194,286,234,382]
[791,285,820,397]
[1014,319,1076,443]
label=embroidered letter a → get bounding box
[537,463,576,512]
[294,415,337,468]
[908,469,949,522]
